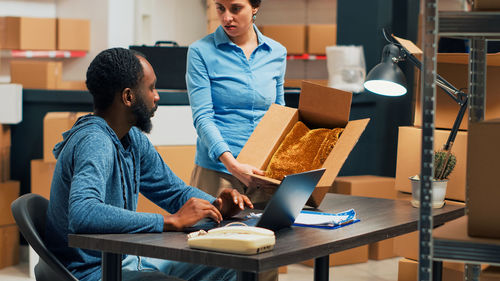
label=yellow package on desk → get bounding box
[187,223,275,255]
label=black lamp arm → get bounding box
[395,42,468,152]
[400,47,467,105]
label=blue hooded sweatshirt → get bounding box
[44,114,215,281]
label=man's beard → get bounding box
[131,95,157,134]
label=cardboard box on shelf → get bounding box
[414,53,500,130]
[43,112,90,163]
[237,82,370,207]
[10,60,62,90]
[10,60,85,90]
[301,245,369,267]
[0,16,56,50]
[472,0,500,11]
[0,84,22,124]
[398,258,489,281]
[31,159,56,199]
[0,224,19,269]
[260,25,306,55]
[307,24,336,55]
[481,266,500,281]
[56,18,90,51]
[395,126,467,201]
[0,181,19,226]
[467,119,500,239]
[155,146,196,184]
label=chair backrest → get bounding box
[11,193,78,281]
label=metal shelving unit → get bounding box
[419,6,500,281]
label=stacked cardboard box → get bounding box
[0,125,11,182]
[0,16,90,51]
[0,17,56,50]
[10,60,86,90]
[397,258,491,281]
[467,119,500,238]
[332,176,397,261]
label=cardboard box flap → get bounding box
[299,81,352,128]
[237,104,298,170]
[393,35,422,55]
[318,118,370,186]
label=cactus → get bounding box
[434,150,457,180]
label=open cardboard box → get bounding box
[237,81,370,207]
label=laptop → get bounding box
[185,168,326,232]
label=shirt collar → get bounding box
[214,24,272,51]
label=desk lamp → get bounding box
[363,31,468,156]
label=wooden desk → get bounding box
[69,193,464,281]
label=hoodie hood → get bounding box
[53,114,121,160]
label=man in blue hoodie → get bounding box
[45,47,253,281]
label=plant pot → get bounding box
[409,176,447,208]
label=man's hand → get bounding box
[163,198,222,231]
[213,188,253,218]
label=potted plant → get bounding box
[409,150,457,208]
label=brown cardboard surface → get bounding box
[136,146,196,216]
[0,181,19,226]
[467,119,500,238]
[10,60,62,89]
[56,18,90,51]
[57,80,87,91]
[260,25,306,54]
[155,146,196,184]
[393,35,422,55]
[0,225,19,269]
[332,175,396,199]
[395,126,467,201]
[301,245,368,267]
[394,231,418,260]
[398,258,489,281]
[481,266,500,281]
[31,159,56,199]
[0,146,10,182]
[307,24,336,55]
[0,124,10,147]
[369,238,396,260]
[414,53,500,130]
[43,112,90,162]
[238,81,369,207]
[284,79,328,88]
[0,17,56,50]
[472,0,500,10]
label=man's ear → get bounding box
[121,88,134,107]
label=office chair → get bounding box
[11,193,78,281]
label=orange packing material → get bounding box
[265,121,343,180]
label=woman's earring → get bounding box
[252,14,257,22]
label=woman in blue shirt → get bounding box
[186,0,286,205]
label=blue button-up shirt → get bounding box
[187,25,287,173]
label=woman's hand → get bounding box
[163,197,222,231]
[213,188,253,218]
[219,151,265,187]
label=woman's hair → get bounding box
[249,0,261,8]
[86,48,145,111]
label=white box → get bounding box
[147,106,197,146]
[0,84,22,124]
